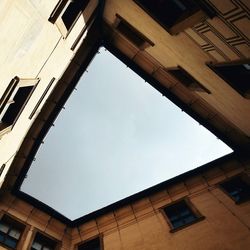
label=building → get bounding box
[0,0,249,249]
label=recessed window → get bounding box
[114,14,154,50]
[220,175,250,204]
[49,0,91,38]
[0,77,38,136]
[208,61,250,99]
[0,215,25,249]
[134,0,215,35]
[162,199,204,232]
[78,237,101,250]
[62,0,90,30]
[167,66,210,93]
[31,232,57,250]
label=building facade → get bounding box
[0,0,249,249]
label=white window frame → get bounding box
[0,77,39,137]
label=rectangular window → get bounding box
[31,232,57,250]
[114,14,154,50]
[220,175,250,204]
[78,237,101,250]
[62,0,90,30]
[49,0,91,38]
[0,215,25,249]
[208,61,250,99]
[167,66,210,93]
[162,198,204,232]
[0,77,38,136]
[134,0,215,35]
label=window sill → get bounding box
[0,124,12,139]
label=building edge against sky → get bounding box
[0,0,250,250]
[20,47,232,219]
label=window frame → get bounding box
[219,174,250,205]
[133,0,216,35]
[207,59,250,99]
[76,235,103,250]
[29,230,61,250]
[160,197,205,233]
[0,77,39,138]
[49,0,91,39]
[166,66,211,93]
[0,213,28,250]
[114,14,154,50]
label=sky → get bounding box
[21,47,232,220]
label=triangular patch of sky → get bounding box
[21,47,232,220]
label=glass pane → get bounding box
[0,223,9,233]
[62,0,89,30]
[43,246,53,250]
[9,228,21,239]
[180,209,190,217]
[5,236,17,248]
[32,241,42,250]
[79,237,100,250]
[2,86,33,124]
[184,215,196,224]
[169,214,179,221]
[172,220,183,228]
[0,232,5,242]
[135,0,198,29]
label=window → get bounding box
[49,0,90,38]
[208,61,250,99]
[31,232,57,250]
[220,175,250,204]
[0,215,25,249]
[0,164,5,177]
[134,0,215,35]
[0,77,38,136]
[167,66,210,93]
[162,199,204,232]
[78,237,101,250]
[62,0,90,30]
[114,14,154,50]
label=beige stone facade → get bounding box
[0,0,249,249]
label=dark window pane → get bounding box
[0,232,5,242]
[2,86,33,125]
[212,64,250,95]
[172,220,183,228]
[184,215,196,224]
[5,236,17,248]
[62,0,90,30]
[31,232,57,250]
[164,200,198,229]
[0,215,24,249]
[135,0,198,29]
[79,237,100,250]
[221,176,250,203]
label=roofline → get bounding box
[12,42,244,227]
[8,4,249,226]
[103,41,244,152]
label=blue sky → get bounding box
[21,48,232,220]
